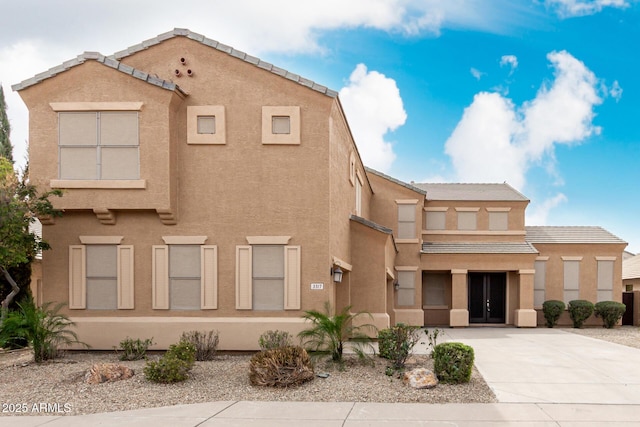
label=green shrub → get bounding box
[433,342,474,384]
[249,345,314,387]
[594,301,626,329]
[378,323,420,370]
[180,330,219,361]
[259,330,293,351]
[542,300,566,328]
[144,341,196,383]
[117,337,154,361]
[0,301,87,362]
[426,328,442,357]
[568,300,594,328]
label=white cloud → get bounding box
[545,0,630,17]
[526,193,568,225]
[445,50,603,191]
[500,55,518,75]
[339,64,407,172]
[609,80,623,101]
[470,68,485,80]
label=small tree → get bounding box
[0,158,62,320]
[0,85,13,163]
[298,302,376,364]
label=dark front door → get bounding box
[623,292,634,326]
[469,273,506,323]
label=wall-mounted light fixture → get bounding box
[331,266,343,283]
[393,280,400,291]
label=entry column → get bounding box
[516,269,537,327]
[450,269,469,327]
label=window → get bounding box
[563,258,581,304]
[456,209,478,231]
[152,238,218,310]
[197,116,216,134]
[272,116,290,134]
[423,273,447,306]
[597,258,615,301]
[396,270,416,306]
[425,210,446,230]
[349,151,356,186]
[236,242,300,310]
[534,260,547,307]
[59,111,139,180]
[355,173,363,216]
[187,106,226,144]
[489,212,509,231]
[68,238,134,310]
[262,106,300,145]
[397,204,416,239]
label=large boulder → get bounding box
[403,368,438,389]
[84,363,134,384]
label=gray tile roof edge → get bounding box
[525,226,627,244]
[364,167,428,196]
[110,28,338,98]
[421,242,539,254]
[349,215,393,235]
[12,52,187,96]
[413,182,530,201]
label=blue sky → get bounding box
[0,0,638,252]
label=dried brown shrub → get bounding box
[249,346,314,387]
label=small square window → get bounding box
[197,116,216,134]
[272,116,290,134]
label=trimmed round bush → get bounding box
[568,300,594,328]
[594,301,626,329]
[249,346,314,387]
[433,342,474,384]
[143,341,196,383]
[542,300,565,328]
[378,323,420,370]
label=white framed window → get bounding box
[262,106,300,145]
[197,116,216,134]
[355,172,363,216]
[58,111,139,180]
[397,204,416,239]
[69,237,134,310]
[236,242,300,311]
[152,237,218,310]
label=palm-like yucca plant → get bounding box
[298,302,376,363]
[2,301,87,362]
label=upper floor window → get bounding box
[425,208,447,230]
[262,106,300,145]
[488,208,510,231]
[272,116,291,134]
[188,106,226,144]
[456,208,478,231]
[58,111,139,180]
[397,204,416,239]
[355,172,363,216]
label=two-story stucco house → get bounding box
[13,29,627,350]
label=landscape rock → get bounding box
[403,368,438,389]
[84,363,134,384]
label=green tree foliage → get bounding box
[0,158,62,319]
[0,86,13,163]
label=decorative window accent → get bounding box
[236,244,300,311]
[58,111,139,180]
[489,212,509,231]
[262,106,300,145]
[596,259,615,301]
[534,260,547,307]
[397,201,418,239]
[152,242,218,310]
[423,273,447,306]
[187,106,226,144]
[396,270,416,306]
[68,242,134,310]
[562,258,581,304]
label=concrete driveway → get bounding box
[439,327,640,404]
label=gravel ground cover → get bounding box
[0,349,495,416]
[565,325,640,349]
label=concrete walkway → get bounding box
[3,328,640,426]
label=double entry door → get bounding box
[468,273,506,323]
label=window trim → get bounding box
[262,106,300,145]
[187,106,226,145]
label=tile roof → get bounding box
[525,226,627,244]
[350,215,393,235]
[364,168,427,195]
[421,242,538,254]
[413,183,529,201]
[623,254,640,280]
[12,52,187,95]
[111,28,338,98]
